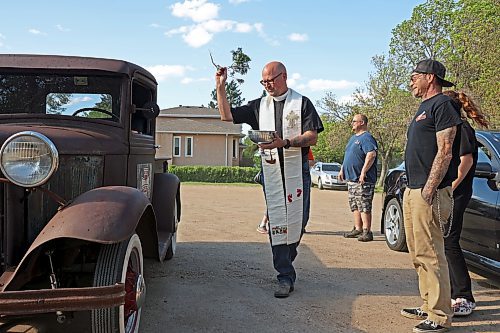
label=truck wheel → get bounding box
[92,234,145,333]
[165,199,178,260]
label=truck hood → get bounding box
[0,124,128,155]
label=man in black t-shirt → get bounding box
[400,59,461,333]
[215,61,323,299]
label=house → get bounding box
[155,106,244,168]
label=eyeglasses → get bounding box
[260,72,283,86]
[410,73,425,83]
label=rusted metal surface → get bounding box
[0,124,127,155]
[0,284,125,315]
[0,54,157,84]
[2,186,152,292]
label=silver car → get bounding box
[310,162,347,190]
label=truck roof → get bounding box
[0,54,157,84]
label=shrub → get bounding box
[168,165,260,183]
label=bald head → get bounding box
[263,61,287,75]
[261,61,288,96]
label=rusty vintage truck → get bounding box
[0,54,181,332]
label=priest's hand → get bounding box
[258,133,287,150]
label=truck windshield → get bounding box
[0,74,121,122]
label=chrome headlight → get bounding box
[0,131,59,187]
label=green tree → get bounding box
[209,48,251,108]
[208,80,244,108]
[390,0,458,68]
[240,136,259,167]
[315,93,354,164]
[351,55,418,186]
[87,94,113,118]
[449,0,500,127]
[389,0,499,128]
[47,93,71,114]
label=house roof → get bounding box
[157,105,243,136]
[156,117,243,135]
[159,105,220,118]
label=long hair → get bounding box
[443,90,489,129]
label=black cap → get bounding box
[412,59,454,87]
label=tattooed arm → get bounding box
[290,130,318,147]
[421,126,457,205]
[259,130,318,150]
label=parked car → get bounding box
[0,54,181,332]
[381,130,500,278]
[310,162,347,190]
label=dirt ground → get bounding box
[141,184,500,333]
[2,184,498,333]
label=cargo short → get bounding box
[347,182,375,213]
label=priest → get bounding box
[215,61,323,298]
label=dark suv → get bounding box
[381,130,499,278]
[0,54,181,332]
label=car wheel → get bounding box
[384,198,407,252]
[318,178,323,190]
[165,199,178,260]
[92,234,145,333]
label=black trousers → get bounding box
[444,191,475,302]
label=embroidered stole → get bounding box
[259,89,303,246]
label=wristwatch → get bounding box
[284,139,291,149]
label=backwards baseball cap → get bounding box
[412,59,454,87]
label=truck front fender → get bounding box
[2,186,155,291]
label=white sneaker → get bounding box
[453,298,475,316]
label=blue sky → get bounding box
[0,0,424,111]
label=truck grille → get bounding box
[4,155,104,243]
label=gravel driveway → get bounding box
[141,184,500,333]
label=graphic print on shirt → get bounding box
[415,111,427,122]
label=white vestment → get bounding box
[259,88,303,246]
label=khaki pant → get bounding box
[403,187,453,327]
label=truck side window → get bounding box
[131,81,154,135]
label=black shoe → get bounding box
[274,282,294,298]
[343,227,362,238]
[358,229,373,242]
[413,320,447,333]
[401,307,428,320]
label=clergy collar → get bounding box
[272,89,290,102]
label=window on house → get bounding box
[185,137,193,157]
[173,136,181,157]
[232,139,237,158]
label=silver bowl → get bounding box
[248,130,275,144]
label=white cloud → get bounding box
[235,23,253,33]
[306,79,359,92]
[67,96,93,106]
[28,28,47,36]
[145,65,194,82]
[286,72,302,87]
[288,33,308,42]
[253,23,279,46]
[167,1,274,47]
[181,77,210,84]
[166,19,258,48]
[201,19,235,33]
[183,26,214,47]
[150,23,161,28]
[56,24,71,32]
[171,0,219,22]
[229,0,250,4]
